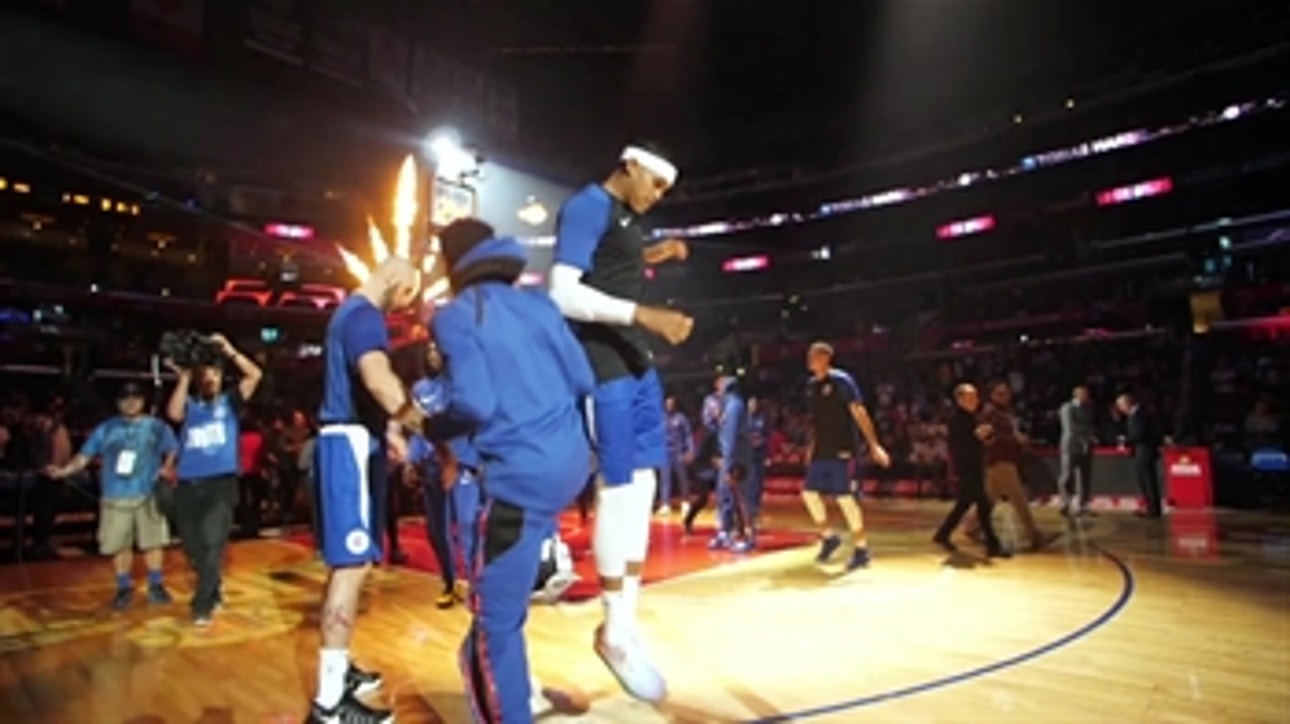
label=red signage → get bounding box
[936,215,996,240]
[264,222,315,240]
[722,255,771,273]
[1096,177,1173,206]
[1163,446,1214,510]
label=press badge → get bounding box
[115,450,138,476]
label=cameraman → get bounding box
[165,332,262,626]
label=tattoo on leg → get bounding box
[322,605,354,636]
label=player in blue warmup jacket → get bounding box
[709,375,754,553]
[548,141,693,703]
[418,218,595,723]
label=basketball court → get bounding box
[1,500,1287,722]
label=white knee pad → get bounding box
[627,468,658,560]
[594,477,635,578]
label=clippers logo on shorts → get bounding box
[345,529,371,555]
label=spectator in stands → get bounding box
[26,405,73,559]
[1244,399,1280,447]
[166,332,263,626]
[237,417,266,538]
[46,382,178,609]
[275,409,311,524]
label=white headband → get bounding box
[621,146,679,186]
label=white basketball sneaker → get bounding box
[594,624,667,703]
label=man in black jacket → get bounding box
[1117,392,1163,518]
[934,384,1007,557]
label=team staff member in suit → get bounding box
[549,141,692,702]
[1117,392,1163,518]
[1058,385,1098,517]
[803,342,891,571]
[47,382,179,609]
[165,333,262,626]
[307,256,426,724]
[933,384,1007,557]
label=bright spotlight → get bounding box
[424,128,479,180]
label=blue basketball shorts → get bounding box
[587,367,667,486]
[314,424,387,567]
[804,457,861,497]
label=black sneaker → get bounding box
[305,691,393,724]
[147,584,174,605]
[815,534,842,563]
[345,663,383,697]
[112,588,133,610]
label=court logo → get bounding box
[346,529,371,555]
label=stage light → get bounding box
[425,129,479,180]
[722,254,770,273]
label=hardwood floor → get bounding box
[1,501,1287,722]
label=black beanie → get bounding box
[439,218,496,270]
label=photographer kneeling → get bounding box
[164,332,262,626]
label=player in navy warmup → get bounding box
[803,342,891,571]
[307,257,425,724]
[549,141,692,703]
[418,218,595,723]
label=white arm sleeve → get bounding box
[548,263,638,326]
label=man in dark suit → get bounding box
[1117,392,1163,518]
[1058,385,1098,516]
[934,384,1007,557]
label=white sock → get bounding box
[593,476,632,579]
[622,575,642,621]
[602,588,631,643]
[315,647,349,708]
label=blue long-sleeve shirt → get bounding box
[432,239,594,514]
[666,411,693,458]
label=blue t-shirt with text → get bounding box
[176,390,242,480]
[80,415,178,499]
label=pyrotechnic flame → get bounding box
[334,155,455,305]
[393,155,418,259]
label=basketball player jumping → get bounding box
[550,142,693,703]
[307,257,425,724]
[804,341,891,571]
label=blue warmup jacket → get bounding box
[716,377,752,477]
[431,237,595,515]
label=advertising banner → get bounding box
[1163,446,1214,509]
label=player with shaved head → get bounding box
[307,256,426,723]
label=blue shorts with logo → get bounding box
[315,424,387,567]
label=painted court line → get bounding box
[746,544,1137,722]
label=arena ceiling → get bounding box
[463,0,1280,183]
